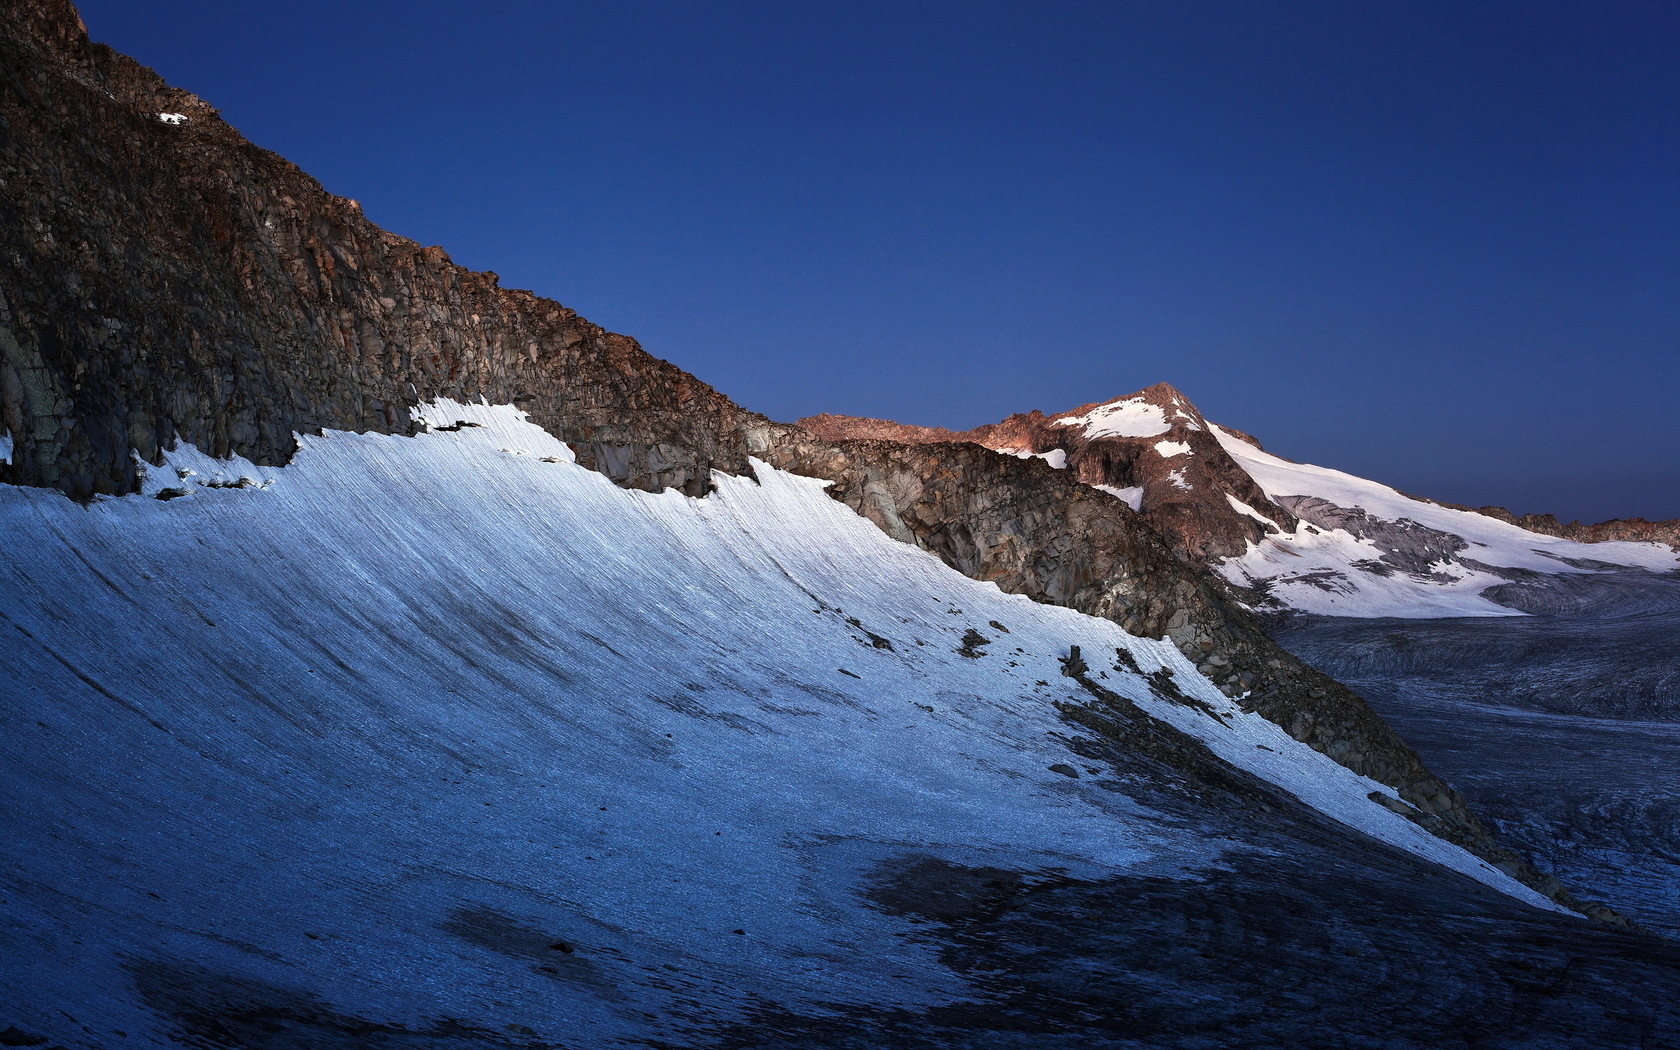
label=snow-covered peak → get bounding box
[1051,382,1208,439]
[1053,396,1171,438]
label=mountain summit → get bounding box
[802,386,1680,618]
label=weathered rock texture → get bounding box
[0,0,776,498]
[0,0,1612,917]
[803,384,1680,565]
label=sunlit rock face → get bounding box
[805,382,1296,568]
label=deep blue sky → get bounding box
[77,1,1679,520]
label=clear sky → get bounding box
[75,1,1679,521]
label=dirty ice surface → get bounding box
[0,402,1559,1048]
[1210,424,1679,618]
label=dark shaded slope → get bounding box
[704,817,1680,1050]
[1274,581,1680,938]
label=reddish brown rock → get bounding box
[1477,509,1680,551]
[804,385,1680,567]
[803,382,1299,568]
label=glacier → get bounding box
[1,401,1665,1048]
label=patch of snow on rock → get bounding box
[1004,448,1068,469]
[132,440,279,498]
[1154,440,1191,458]
[1055,397,1171,438]
[1094,484,1145,511]
[1225,493,1281,531]
[158,112,187,124]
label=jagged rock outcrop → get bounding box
[0,0,1608,916]
[804,387,1680,620]
[795,412,970,445]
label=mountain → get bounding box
[4,3,1680,1046]
[802,383,1680,618]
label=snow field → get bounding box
[0,402,1564,1047]
[1210,424,1680,617]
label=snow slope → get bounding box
[1,403,1563,1047]
[1211,425,1680,617]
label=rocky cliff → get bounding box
[0,0,1610,917]
[0,0,776,498]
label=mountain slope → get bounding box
[803,385,1680,618]
[4,5,1677,1043]
[0,0,768,499]
[0,0,1588,908]
[5,405,1677,1048]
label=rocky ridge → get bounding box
[1473,507,1680,550]
[0,0,1614,917]
[801,385,1680,571]
[802,382,1302,568]
[0,0,772,499]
